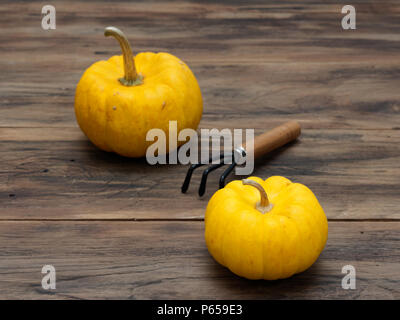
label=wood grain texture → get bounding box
[0,221,398,300]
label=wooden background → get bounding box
[0,0,399,299]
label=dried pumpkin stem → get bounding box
[104,26,143,86]
[242,179,273,214]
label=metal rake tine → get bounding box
[181,163,204,193]
[198,153,234,197]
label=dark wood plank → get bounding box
[0,221,398,299]
[1,127,399,220]
[0,1,399,129]
[0,0,399,301]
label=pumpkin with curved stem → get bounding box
[205,176,328,280]
[75,26,203,157]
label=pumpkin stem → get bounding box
[242,179,273,214]
[104,26,143,86]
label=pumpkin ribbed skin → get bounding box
[75,52,202,157]
[205,176,328,280]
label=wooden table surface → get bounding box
[0,0,399,299]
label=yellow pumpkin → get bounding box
[75,27,202,157]
[205,176,328,280]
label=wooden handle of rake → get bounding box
[243,121,301,159]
